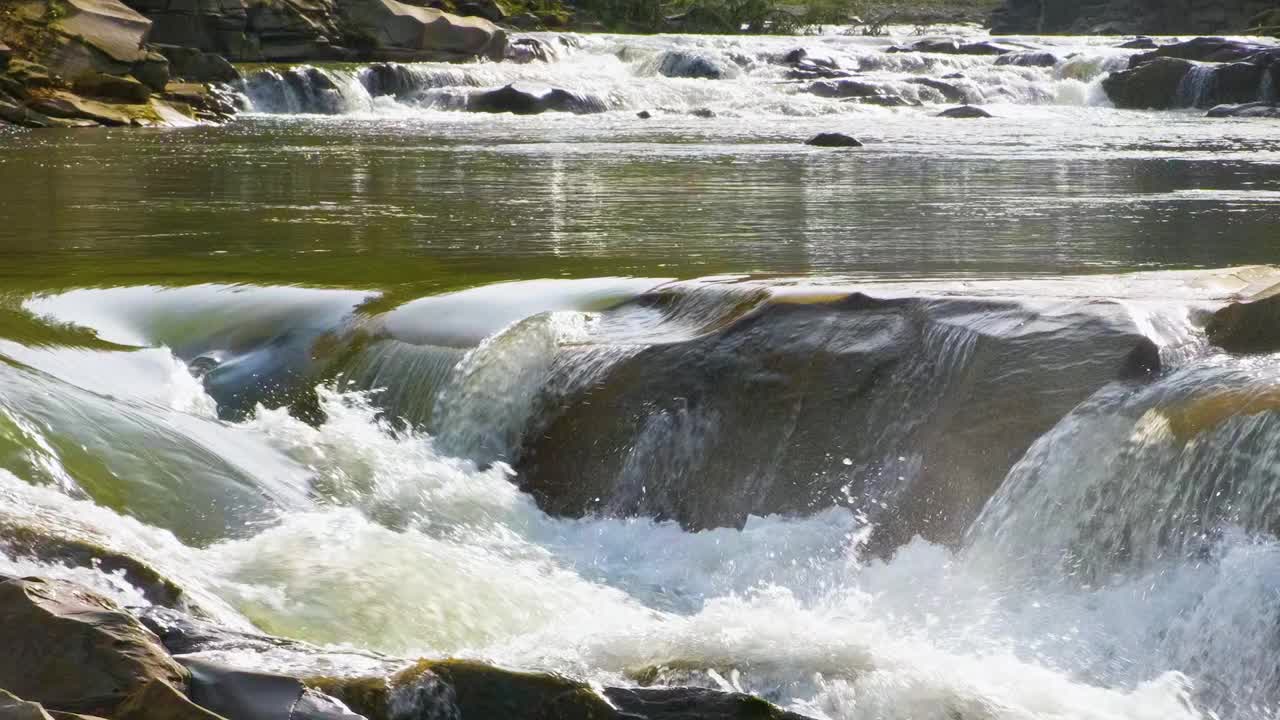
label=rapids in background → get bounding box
[3,22,1280,720]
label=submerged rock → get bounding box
[805,132,862,147]
[1206,101,1280,118]
[467,83,605,114]
[890,38,1014,55]
[0,575,188,716]
[936,104,993,118]
[907,77,967,103]
[516,290,1161,550]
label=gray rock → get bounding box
[467,83,606,114]
[806,78,883,99]
[906,77,967,103]
[73,71,153,103]
[0,575,188,716]
[995,51,1058,67]
[1206,101,1280,118]
[130,51,170,92]
[936,104,993,118]
[0,689,58,720]
[182,659,364,720]
[805,132,862,147]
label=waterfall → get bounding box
[1176,63,1218,108]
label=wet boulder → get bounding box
[311,659,812,720]
[129,51,170,92]
[995,51,1058,67]
[1118,37,1158,49]
[181,659,363,720]
[516,291,1161,551]
[113,681,224,720]
[1128,37,1274,66]
[890,38,1014,55]
[360,62,417,98]
[1206,101,1280,118]
[1206,284,1280,353]
[0,575,188,716]
[656,50,732,79]
[467,83,605,114]
[936,104,993,118]
[805,132,862,147]
[806,79,884,99]
[1101,56,1193,109]
[907,77,967,103]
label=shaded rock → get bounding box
[162,82,238,120]
[181,659,363,720]
[636,109,651,118]
[1210,61,1268,106]
[341,0,507,61]
[515,290,1161,550]
[1129,37,1274,67]
[455,0,506,23]
[0,575,188,716]
[1101,56,1193,109]
[467,83,605,114]
[605,687,812,720]
[0,690,57,720]
[130,51,170,92]
[114,681,224,720]
[29,92,134,125]
[656,50,729,79]
[73,71,153,103]
[995,51,1058,67]
[0,96,97,127]
[1206,285,1280,353]
[690,107,714,118]
[805,132,862,147]
[310,660,812,720]
[1,60,57,100]
[360,62,416,98]
[906,77,966,103]
[139,606,310,656]
[1118,37,1158,50]
[856,94,916,106]
[890,38,1014,55]
[806,78,883,99]
[1206,101,1280,118]
[0,41,11,71]
[156,46,239,83]
[936,104,992,118]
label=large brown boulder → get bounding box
[341,0,506,61]
[0,576,188,716]
[515,291,1160,551]
[1207,282,1280,353]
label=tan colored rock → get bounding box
[56,0,152,65]
[342,0,506,60]
[0,576,188,716]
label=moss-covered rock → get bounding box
[0,575,189,716]
[71,69,151,101]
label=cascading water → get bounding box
[3,267,1280,719]
[232,32,1145,118]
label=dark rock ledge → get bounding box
[0,573,816,720]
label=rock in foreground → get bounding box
[0,575,188,716]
